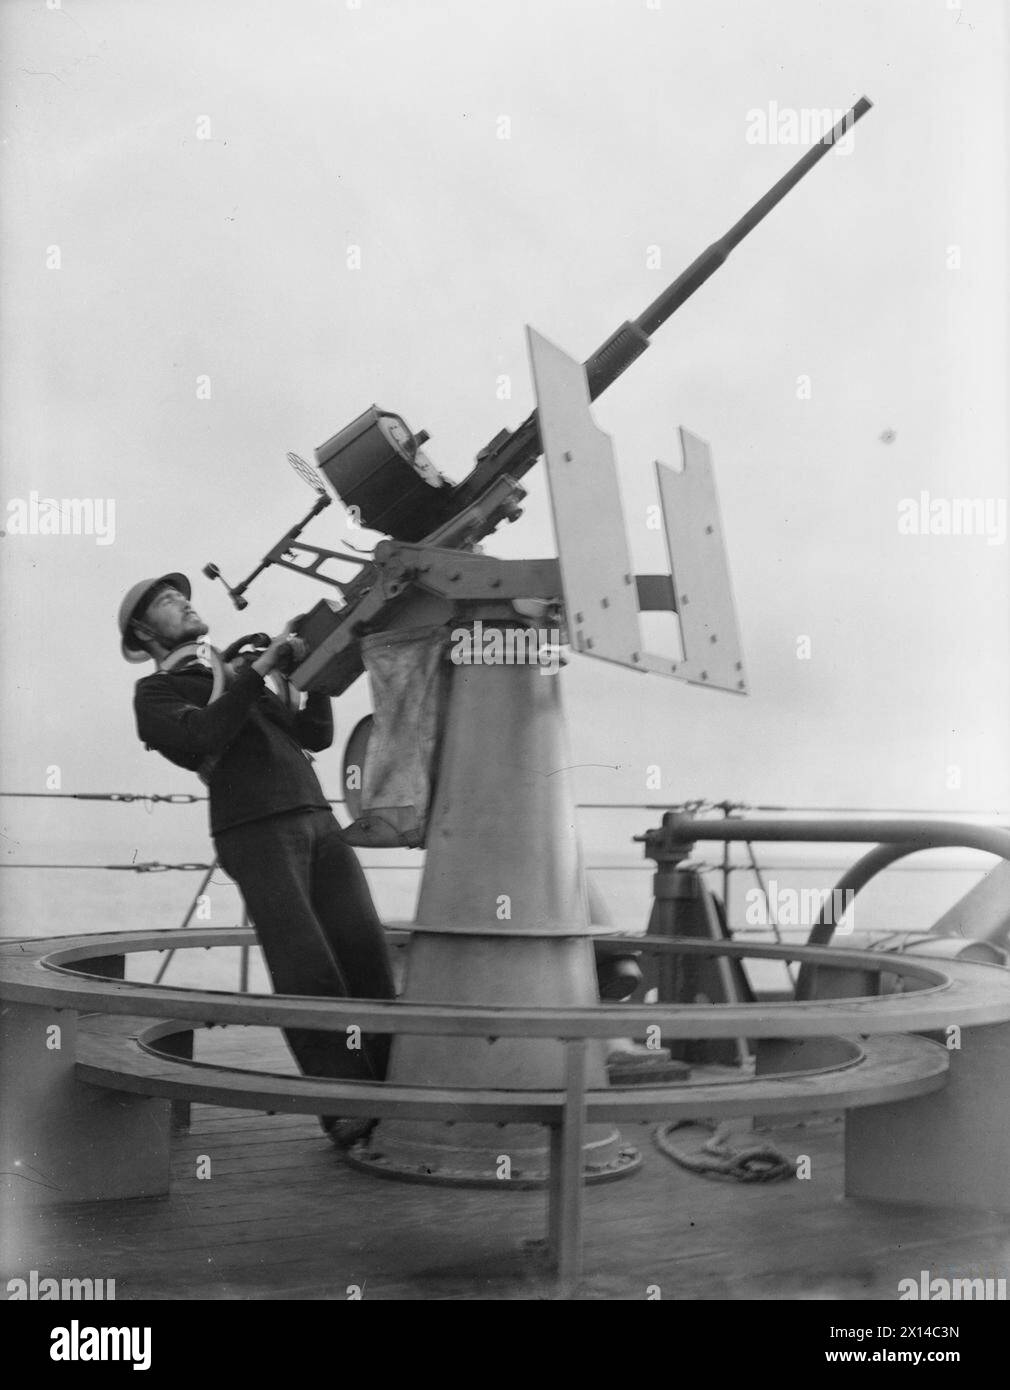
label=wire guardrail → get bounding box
[3,790,1007,815]
[0,862,215,872]
[3,790,1002,982]
[1,792,1002,878]
[1,791,208,804]
[0,860,992,875]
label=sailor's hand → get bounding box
[252,623,308,676]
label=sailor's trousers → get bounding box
[214,807,395,1085]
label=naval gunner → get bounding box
[117,571,393,1146]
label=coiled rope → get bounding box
[654,1119,796,1183]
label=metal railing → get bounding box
[1,790,1005,982]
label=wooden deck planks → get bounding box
[5,1027,1007,1300]
[6,1100,1008,1300]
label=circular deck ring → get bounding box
[3,928,1010,1037]
[73,1014,950,1124]
[133,1019,868,1087]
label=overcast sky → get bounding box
[1,0,1007,901]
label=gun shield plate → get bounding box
[528,327,643,669]
[528,326,746,694]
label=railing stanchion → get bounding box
[239,906,251,993]
[556,1037,589,1294]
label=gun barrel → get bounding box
[296,98,874,692]
[633,97,872,340]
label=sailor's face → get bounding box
[142,587,209,647]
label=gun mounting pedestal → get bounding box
[346,604,641,1187]
[341,315,749,1186]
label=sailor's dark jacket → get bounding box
[134,660,333,836]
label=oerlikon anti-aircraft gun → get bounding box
[205,100,873,1187]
